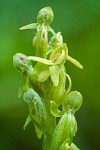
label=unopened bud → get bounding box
[13,53,31,74]
[63,91,82,114]
[37,7,54,25]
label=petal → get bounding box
[38,69,50,82]
[27,56,54,65]
[48,26,56,36]
[66,74,72,94]
[67,55,83,69]
[49,65,62,86]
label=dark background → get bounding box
[0,0,100,149]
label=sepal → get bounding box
[37,7,54,25]
[19,23,39,30]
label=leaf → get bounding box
[19,23,39,30]
[49,65,62,86]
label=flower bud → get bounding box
[59,142,79,150]
[13,53,31,74]
[63,91,82,114]
[51,112,77,150]
[23,88,46,128]
[37,7,54,25]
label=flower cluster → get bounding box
[13,7,83,150]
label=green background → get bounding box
[0,0,100,149]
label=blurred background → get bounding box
[0,0,100,149]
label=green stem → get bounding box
[42,99,56,150]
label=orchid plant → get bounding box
[13,7,83,150]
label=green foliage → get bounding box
[13,7,83,150]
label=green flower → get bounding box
[13,7,83,150]
[37,7,54,25]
